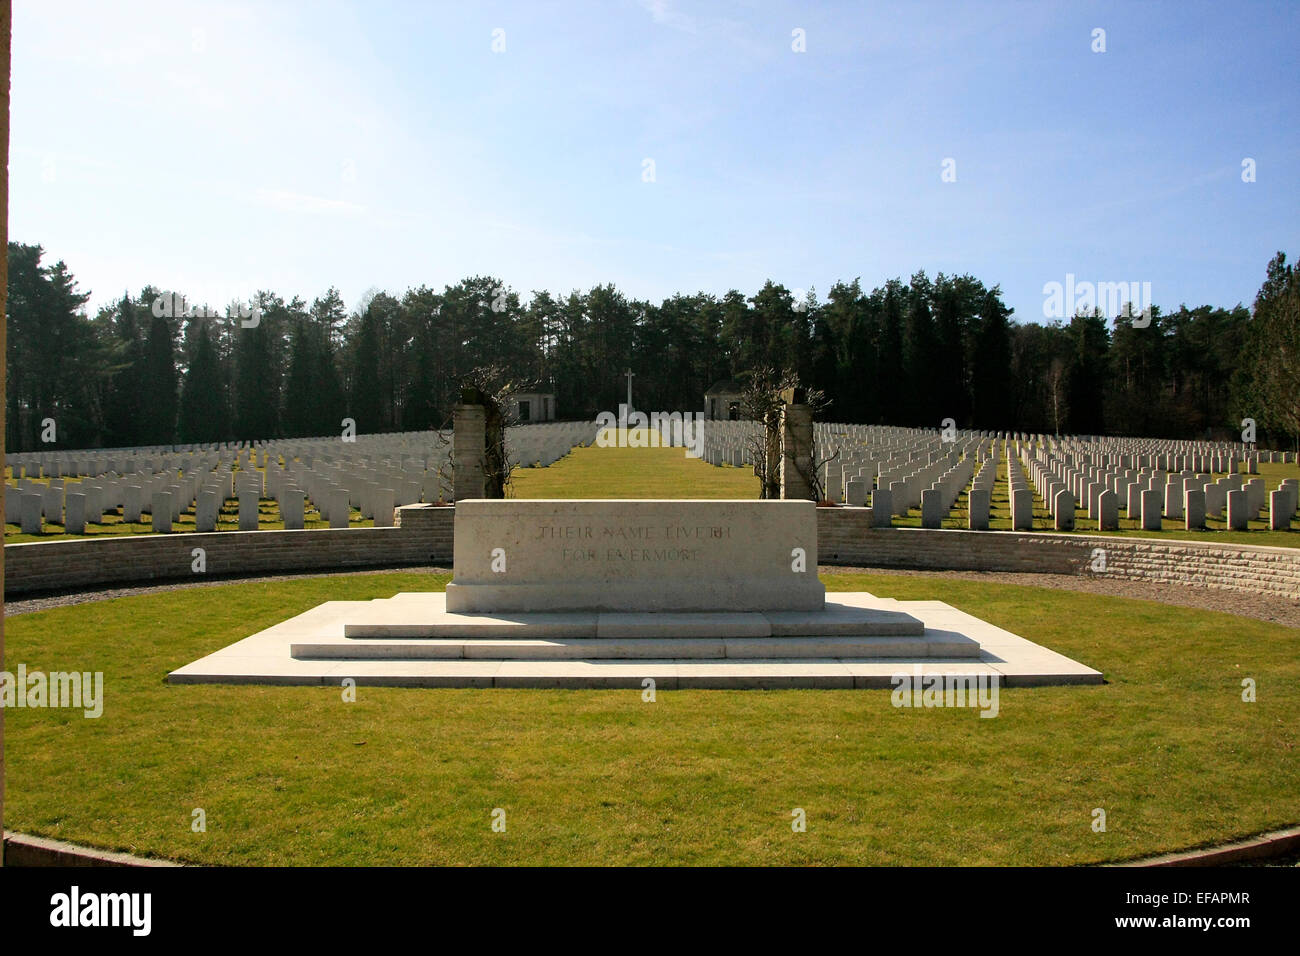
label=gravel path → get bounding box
[5,563,1298,628]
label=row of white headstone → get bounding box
[1021,440,1300,532]
[6,422,597,534]
[699,421,1297,533]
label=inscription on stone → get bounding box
[447,500,824,612]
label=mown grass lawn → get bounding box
[4,571,1297,866]
[511,440,760,499]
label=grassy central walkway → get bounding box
[511,439,759,499]
[5,571,1297,866]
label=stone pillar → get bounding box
[453,396,488,502]
[779,393,815,501]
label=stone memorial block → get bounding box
[152,492,173,533]
[330,488,351,529]
[1269,490,1293,531]
[281,489,306,531]
[196,490,220,532]
[374,488,396,528]
[1010,487,1033,531]
[1053,489,1074,531]
[845,479,866,508]
[1126,482,1143,517]
[64,493,87,534]
[967,487,990,531]
[447,499,825,613]
[1184,489,1205,530]
[888,480,908,516]
[315,486,332,522]
[1281,479,1299,515]
[83,485,104,523]
[42,482,64,522]
[1163,481,1183,519]
[1226,489,1248,531]
[870,488,892,527]
[20,493,44,534]
[1097,490,1119,531]
[920,488,945,528]
[1245,478,1265,517]
[1140,489,1162,531]
[1088,482,1104,520]
[239,492,260,531]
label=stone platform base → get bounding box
[167,592,1102,689]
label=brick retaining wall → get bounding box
[3,503,1297,600]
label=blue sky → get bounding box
[11,0,1298,323]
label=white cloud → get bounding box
[255,188,368,216]
[638,0,696,34]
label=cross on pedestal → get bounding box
[624,368,634,412]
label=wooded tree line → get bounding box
[5,242,1297,452]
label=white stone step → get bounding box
[340,598,924,639]
[291,631,979,661]
[166,591,1106,689]
[169,658,1100,690]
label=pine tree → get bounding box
[350,300,385,433]
[178,322,226,443]
[970,289,1013,429]
[140,310,179,444]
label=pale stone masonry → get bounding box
[447,499,824,612]
[779,398,815,501]
[4,505,1299,600]
[168,499,1103,690]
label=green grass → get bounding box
[511,435,759,499]
[4,571,1297,865]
